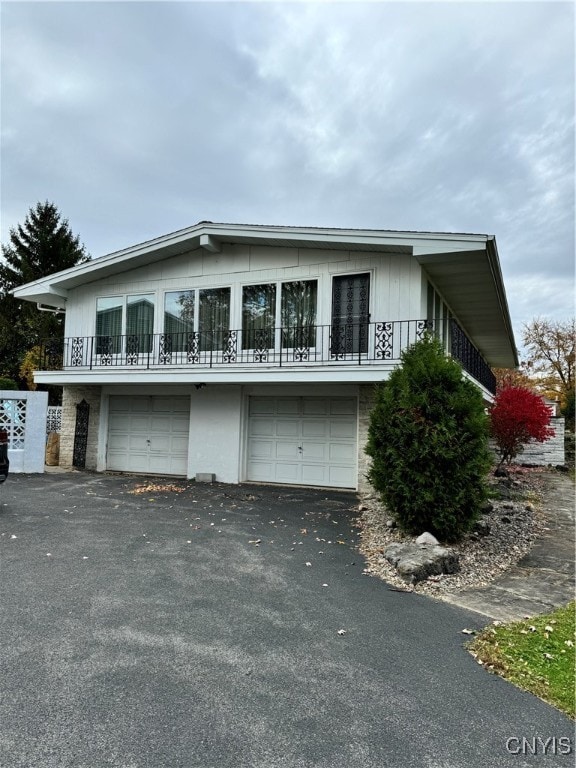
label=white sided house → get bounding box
[14,222,517,491]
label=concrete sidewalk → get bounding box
[443,471,575,622]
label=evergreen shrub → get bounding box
[366,334,492,542]
[0,377,17,390]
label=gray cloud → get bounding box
[1,1,573,352]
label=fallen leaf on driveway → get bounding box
[337,629,347,635]
[461,628,475,635]
[248,539,261,545]
[305,562,312,567]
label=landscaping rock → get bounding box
[385,518,397,529]
[472,520,491,537]
[481,501,495,515]
[415,532,439,545]
[384,542,460,584]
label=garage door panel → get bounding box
[302,420,327,438]
[301,464,328,484]
[249,440,274,459]
[107,395,189,476]
[330,399,356,415]
[250,398,275,415]
[247,396,357,489]
[275,442,300,460]
[330,421,357,439]
[150,435,171,452]
[131,415,152,432]
[276,399,299,415]
[329,465,355,486]
[171,435,189,452]
[276,420,299,437]
[107,434,129,451]
[275,463,299,483]
[302,442,328,460]
[247,461,274,481]
[109,414,131,431]
[329,443,356,461]
[127,435,150,451]
[152,397,189,413]
[250,419,275,436]
[130,400,152,413]
[302,399,328,416]
[109,396,131,413]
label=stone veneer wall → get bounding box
[60,385,102,470]
[515,417,566,467]
[357,384,377,493]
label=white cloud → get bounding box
[0,0,573,337]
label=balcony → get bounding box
[38,319,496,394]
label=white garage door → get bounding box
[247,397,357,489]
[107,395,190,476]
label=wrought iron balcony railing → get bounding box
[38,318,496,393]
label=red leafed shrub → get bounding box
[490,385,555,467]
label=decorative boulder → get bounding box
[415,532,439,545]
[384,541,460,584]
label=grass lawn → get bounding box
[469,602,576,719]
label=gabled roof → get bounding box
[12,221,518,367]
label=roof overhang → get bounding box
[12,222,518,367]
[415,236,518,367]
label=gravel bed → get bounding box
[356,466,549,596]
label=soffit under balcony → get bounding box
[416,244,517,368]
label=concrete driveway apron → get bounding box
[1,473,573,768]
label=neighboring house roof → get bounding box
[11,221,518,367]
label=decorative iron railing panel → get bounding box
[38,319,496,393]
[450,320,496,394]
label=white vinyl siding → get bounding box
[65,245,422,339]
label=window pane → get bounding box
[165,291,195,352]
[127,294,155,353]
[199,288,230,351]
[96,297,123,354]
[281,280,317,347]
[242,284,276,349]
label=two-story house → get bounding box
[14,222,518,491]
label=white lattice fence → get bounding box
[47,406,62,434]
[0,390,48,472]
[0,397,27,449]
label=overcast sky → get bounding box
[1,1,574,356]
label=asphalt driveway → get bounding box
[1,473,572,768]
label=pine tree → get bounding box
[0,201,89,383]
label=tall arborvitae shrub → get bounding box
[366,334,492,542]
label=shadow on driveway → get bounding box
[1,473,573,768]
